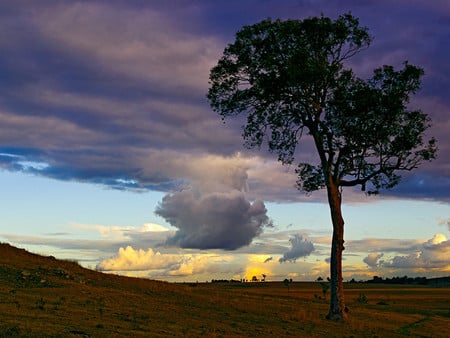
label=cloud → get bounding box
[279,234,315,263]
[437,217,450,231]
[155,190,272,250]
[32,2,221,96]
[1,222,174,256]
[346,238,423,253]
[96,246,181,271]
[138,152,252,194]
[72,222,172,243]
[166,253,235,277]
[96,246,235,277]
[380,234,450,270]
[363,253,384,268]
[425,233,448,246]
[0,0,447,204]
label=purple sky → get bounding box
[0,0,448,202]
[0,1,449,281]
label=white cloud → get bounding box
[96,246,235,278]
[168,254,234,277]
[140,223,170,232]
[425,233,447,246]
[96,246,180,271]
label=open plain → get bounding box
[0,243,449,337]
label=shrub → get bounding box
[356,293,368,304]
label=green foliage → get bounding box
[207,13,436,195]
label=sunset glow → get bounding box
[0,1,448,283]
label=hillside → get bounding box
[1,243,449,337]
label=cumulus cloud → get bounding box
[363,253,384,268]
[155,190,272,250]
[96,246,181,271]
[96,246,235,277]
[137,152,252,194]
[380,234,450,270]
[425,233,448,246]
[279,234,314,263]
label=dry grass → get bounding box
[1,243,449,337]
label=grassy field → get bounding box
[1,243,449,337]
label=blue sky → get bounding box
[0,0,449,281]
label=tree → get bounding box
[207,14,437,321]
[283,278,292,291]
[320,281,330,298]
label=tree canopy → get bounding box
[208,14,436,196]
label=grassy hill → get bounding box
[1,243,449,337]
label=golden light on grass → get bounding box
[1,243,449,337]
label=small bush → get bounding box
[319,282,329,297]
[34,297,46,310]
[0,325,21,337]
[356,293,368,304]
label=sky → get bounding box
[0,0,449,282]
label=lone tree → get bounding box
[207,14,437,321]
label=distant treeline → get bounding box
[211,279,242,283]
[351,276,450,286]
[210,276,450,286]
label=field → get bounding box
[1,243,449,337]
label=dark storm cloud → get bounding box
[0,0,448,202]
[0,1,243,191]
[279,234,314,263]
[155,190,272,250]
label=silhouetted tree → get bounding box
[283,278,292,291]
[208,13,437,320]
[320,282,330,297]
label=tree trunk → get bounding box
[326,182,347,321]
